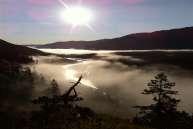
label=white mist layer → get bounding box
[39,48,193,55]
[30,49,193,118]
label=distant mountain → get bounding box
[34,27,193,50]
[0,39,45,63]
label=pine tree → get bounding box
[142,73,179,113]
[134,73,181,129]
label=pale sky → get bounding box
[0,0,193,44]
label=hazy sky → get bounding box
[0,0,193,44]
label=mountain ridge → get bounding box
[33,26,193,50]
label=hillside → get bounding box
[0,39,46,63]
[35,27,193,50]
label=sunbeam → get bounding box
[58,0,95,31]
[63,65,98,89]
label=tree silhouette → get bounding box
[134,73,193,129]
[31,75,95,129]
[137,73,179,114]
[32,76,83,111]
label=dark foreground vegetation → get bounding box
[133,73,193,129]
[0,63,146,129]
[0,40,146,129]
[1,56,193,129]
[0,39,193,129]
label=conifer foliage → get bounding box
[134,73,193,129]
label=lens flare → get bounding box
[58,0,94,31]
[60,6,94,26]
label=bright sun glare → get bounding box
[60,6,94,26]
[64,66,97,89]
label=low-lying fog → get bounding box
[31,49,193,118]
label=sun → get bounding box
[60,6,94,26]
[58,0,95,31]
